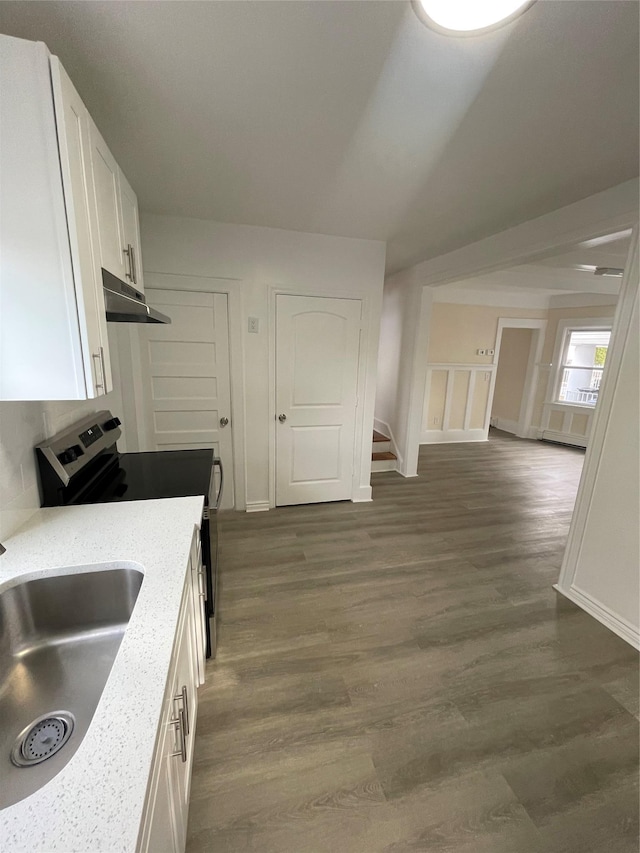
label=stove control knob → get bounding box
[102,416,121,431]
[58,444,84,465]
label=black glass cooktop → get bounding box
[85,449,214,504]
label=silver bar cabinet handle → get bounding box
[173,684,189,735]
[99,346,106,390]
[183,685,189,735]
[92,351,104,390]
[123,245,133,280]
[170,709,187,762]
[129,244,137,284]
[213,458,224,510]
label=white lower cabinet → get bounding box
[138,530,202,853]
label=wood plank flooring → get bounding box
[187,430,639,853]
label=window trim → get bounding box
[548,317,613,410]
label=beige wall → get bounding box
[422,300,618,442]
[427,303,546,363]
[423,303,546,438]
[492,328,533,424]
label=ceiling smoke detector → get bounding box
[594,267,624,278]
[413,0,535,36]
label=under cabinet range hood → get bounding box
[102,269,171,324]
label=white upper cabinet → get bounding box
[119,168,145,293]
[49,57,113,397]
[89,120,145,294]
[0,36,111,399]
[0,33,146,400]
[89,120,128,284]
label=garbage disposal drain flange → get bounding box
[11,712,75,767]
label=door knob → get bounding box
[219,416,229,427]
[278,413,287,423]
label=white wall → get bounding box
[374,273,407,463]
[138,214,386,510]
[0,325,126,540]
[556,234,639,648]
[374,268,430,475]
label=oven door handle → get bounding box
[213,457,224,510]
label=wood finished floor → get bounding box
[187,431,639,853]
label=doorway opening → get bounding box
[489,319,546,440]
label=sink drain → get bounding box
[11,712,75,767]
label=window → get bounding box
[556,329,611,407]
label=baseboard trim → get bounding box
[245,501,270,513]
[352,485,373,502]
[420,428,487,444]
[492,417,519,435]
[554,583,640,650]
[491,419,538,440]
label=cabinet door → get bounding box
[119,168,145,293]
[50,57,113,396]
[168,596,198,852]
[89,120,127,282]
[0,36,87,400]
[139,563,200,853]
[138,705,178,853]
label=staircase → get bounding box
[371,429,397,472]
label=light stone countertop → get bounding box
[0,496,205,853]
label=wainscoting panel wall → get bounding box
[421,364,495,443]
[540,404,592,447]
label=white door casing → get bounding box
[139,289,234,508]
[275,294,362,506]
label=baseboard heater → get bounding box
[539,437,586,451]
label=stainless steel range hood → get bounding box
[102,269,171,324]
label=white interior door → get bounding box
[141,289,234,508]
[276,294,361,506]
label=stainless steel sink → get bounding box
[0,566,143,809]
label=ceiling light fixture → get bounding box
[594,267,624,278]
[578,229,633,249]
[413,0,535,36]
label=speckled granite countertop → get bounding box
[0,496,204,852]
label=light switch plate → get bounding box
[248,317,259,334]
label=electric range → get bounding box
[35,410,222,657]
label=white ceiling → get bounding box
[0,1,638,275]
